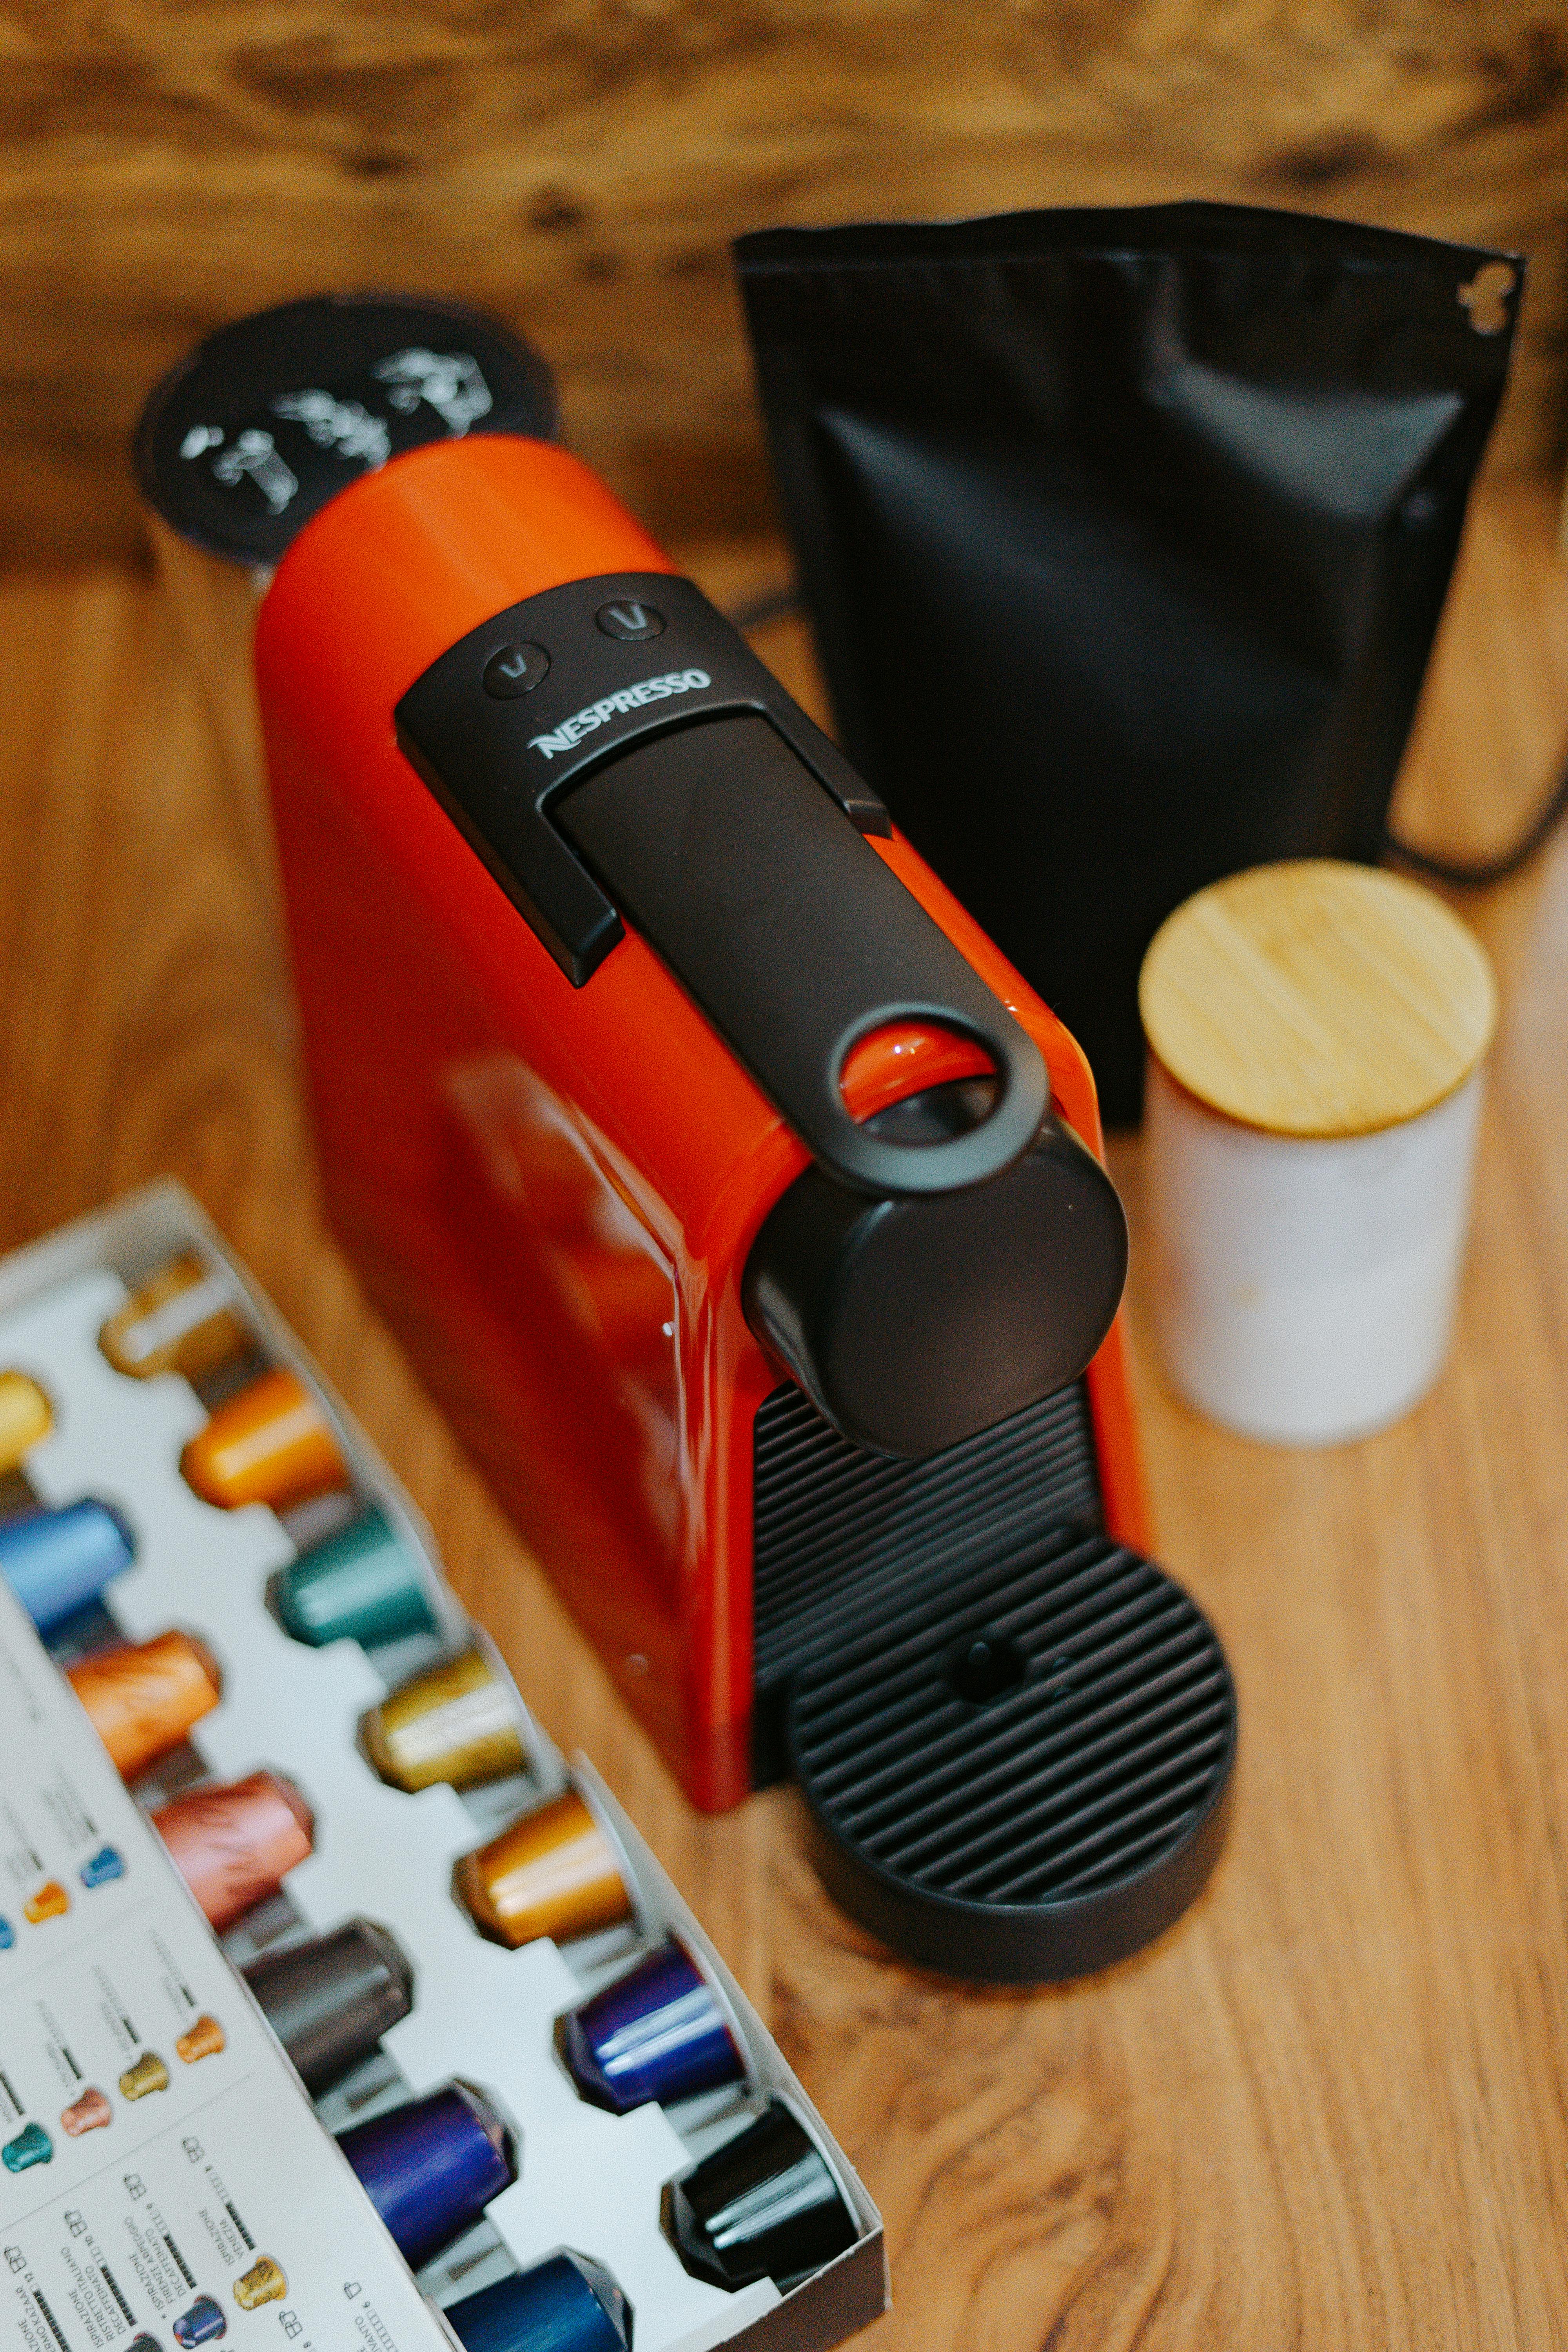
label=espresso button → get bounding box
[594,600,665,642]
[482,641,550,697]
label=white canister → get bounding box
[1138,860,1498,1446]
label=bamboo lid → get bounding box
[1139,860,1498,1138]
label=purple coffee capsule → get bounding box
[173,2299,226,2347]
[561,1936,744,2116]
[446,2250,631,2352]
[337,2081,513,2269]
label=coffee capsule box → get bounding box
[0,1179,885,2352]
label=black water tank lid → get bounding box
[136,293,557,566]
[788,1523,1236,1982]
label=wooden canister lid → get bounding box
[1139,860,1498,1137]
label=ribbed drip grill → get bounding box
[752,1378,1102,1708]
[789,1525,1234,1908]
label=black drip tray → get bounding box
[787,1526,1236,1984]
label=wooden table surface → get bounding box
[2,478,1567,2347]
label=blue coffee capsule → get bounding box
[0,1499,134,1633]
[562,1937,745,2116]
[337,2081,513,2270]
[275,1510,438,1650]
[665,2099,858,2292]
[2,2122,52,2173]
[80,1845,125,1890]
[446,2252,631,2352]
[0,1917,13,1951]
[172,2297,226,2347]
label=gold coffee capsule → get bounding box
[0,1372,51,1473]
[100,1257,249,1382]
[456,1788,634,1950]
[24,1880,69,1924]
[119,2051,170,2101]
[365,1650,528,1793]
[234,2259,286,2310]
[176,2015,225,2063]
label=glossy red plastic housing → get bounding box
[255,435,1151,1811]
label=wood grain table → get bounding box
[2,478,1566,2347]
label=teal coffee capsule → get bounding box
[2,2122,52,2173]
[275,1510,437,1648]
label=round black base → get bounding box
[788,1527,1236,1984]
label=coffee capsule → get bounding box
[2,2122,52,2173]
[274,1510,437,1649]
[446,2252,632,2352]
[129,2338,160,2352]
[0,1918,12,1950]
[0,1499,134,1634]
[234,2258,286,2310]
[0,1470,36,1523]
[665,2100,858,2292]
[100,1257,248,1383]
[336,2081,513,2269]
[67,1629,222,1779]
[176,2014,226,2063]
[152,1771,314,1933]
[172,2296,226,2347]
[457,1790,634,1952]
[181,1369,349,1512]
[365,1649,526,1791]
[561,1938,744,2116]
[119,2052,170,2100]
[80,1844,125,1889]
[61,2087,112,2136]
[24,1880,69,1924]
[243,1918,414,2095]
[0,1371,51,1472]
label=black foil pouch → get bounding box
[735,203,1520,1123]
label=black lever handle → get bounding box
[555,712,1047,1195]
[397,572,1048,1197]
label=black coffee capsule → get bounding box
[664,2099,858,2292]
[243,1918,414,2094]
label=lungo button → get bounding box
[482,641,550,697]
[595,600,665,642]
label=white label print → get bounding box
[270,392,391,470]
[207,430,299,515]
[528,670,711,760]
[371,348,492,436]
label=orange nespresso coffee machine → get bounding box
[139,299,1235,1982]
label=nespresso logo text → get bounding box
[529,670,711,760]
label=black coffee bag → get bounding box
[736,203,1519,1124]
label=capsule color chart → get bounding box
[0,1189,881,2352]
[0,1580,445,2352]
